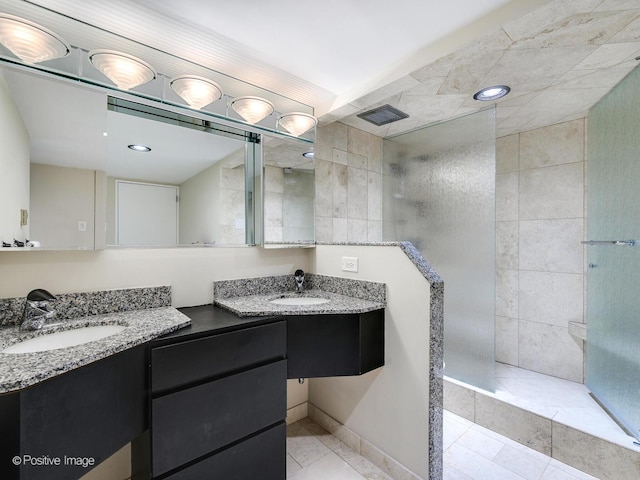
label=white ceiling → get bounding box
[11,0,640,139]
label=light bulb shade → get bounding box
[277,112,317,137]
[230,96,274,124]
[170,75,223,110]
[0,13,70,64]
[89,49,156,91]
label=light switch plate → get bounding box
[342,256,358,272]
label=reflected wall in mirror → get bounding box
[0,63,260,249]
[263,138,315,245]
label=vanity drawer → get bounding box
[164,422,286,480]
[151,359,286,477]
[151,320,286,392]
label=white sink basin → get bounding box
[270,296,330,306]
[2,325,127,354]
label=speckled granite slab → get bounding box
[0,307,190,393]
[214,274,385,303]
[213,274,386,317]
[0,286,171,326]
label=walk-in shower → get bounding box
[382,108,496,392]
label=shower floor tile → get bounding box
[493,362,639,450]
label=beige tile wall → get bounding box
[496,119,586,383]
[314,123,383,243]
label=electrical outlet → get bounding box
[342,256,358,272]
[78,221,87,232]
[20,209,28,226]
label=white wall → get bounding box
[31,164,96,249]
[0,70,30,244]
[310,244,431,479]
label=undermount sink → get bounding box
[2,325,127,354]
[269,296,330,306]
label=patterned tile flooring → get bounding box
[286,414,599,480]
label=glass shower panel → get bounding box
[586,66,640,440]
[383,109,496,391]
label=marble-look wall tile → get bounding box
[519,162,584,220]
[332,148,348,165]
[264,165,284,194]
[219,189,245,225]
[519,219,584,273]
[332,163,348,218]
[496,172,519,221]
[347,219,368,243]
[264,226,283,242]
[519,120,584,170]
[496,315,519,366]
[552,423,640,480]
[264,191,283,228]
[332,218,348,242]
[347,167,368,219]
[348,152,367,170]
[361,439,421,480]
[315,159,333,218]
[315,217,333,243]
[496,269,518,318]
[496,134,519,173]
[496,221,519,270]
[367,221,382,242]
[443,379,475,421]
[518,320,584,382]
[348,128,382,173]
[475,394,552,455]
[519,271,583,326]
[221,166,245,190]
[316,122,347,161]
[367,172,382,221]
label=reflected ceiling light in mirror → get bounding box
[170,75,223,110]
[89,49,156,91]
[128,144,151,152]
[230,96,274,124]
[277,112,317,137]
[473,85,510,101]
[0,13,70,64]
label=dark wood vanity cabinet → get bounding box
[287,309,385,379]
[143,319,287,480]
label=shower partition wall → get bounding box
[382,109,496,392]
[586,66,640,440]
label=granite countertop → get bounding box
[214,289,385,317]
[0,307,190,393]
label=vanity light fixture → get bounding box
[89,49,156,91]
[128,144,151,152]
[277,112,318,137]
[170,75,223,110]
[0,13,70,64]
[230,96,274,124]
[473,85,510,101]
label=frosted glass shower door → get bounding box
[586,67,640,440]
[383,109,496,391]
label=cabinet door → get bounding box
[165,422,285,480]
[287,310,385,379]
[151,360,286,477]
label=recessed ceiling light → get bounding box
[473,85,510,101]
[128,144,151,152]
[302,151,314,158]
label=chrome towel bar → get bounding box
[582,240,637,246]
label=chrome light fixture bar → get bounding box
[0,13,70,64]
[170,75,223,110]
[89,49,156,91]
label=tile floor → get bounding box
[286,413,599,480]
[443,410,599,480]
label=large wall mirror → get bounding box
[0,65,264,249]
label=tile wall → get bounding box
[495,119,586,383]
[314,123,384,243]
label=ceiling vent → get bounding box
[357,104,409,126]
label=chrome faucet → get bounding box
[294,269,305,293]
[21,289,57,331]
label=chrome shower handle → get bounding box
[582,240,637,246]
